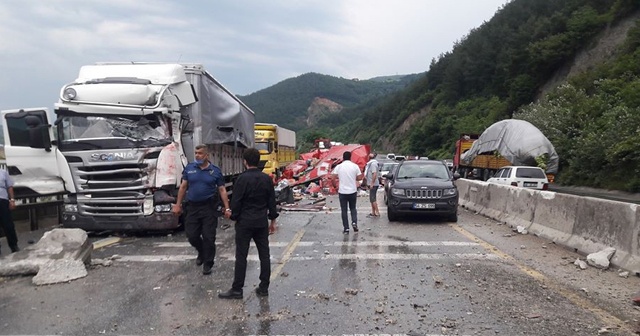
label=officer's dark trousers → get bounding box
[0,199,18,252]
[185,202,218,267]
[232,225,270,292]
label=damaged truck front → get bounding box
[1,63,254,231]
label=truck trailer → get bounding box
[254,123,296,176]
[1,63,255,231]
[453,119,558,182]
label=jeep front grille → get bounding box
[405,189,442,199]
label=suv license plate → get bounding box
[523,182,537,187]
[414,203,435,209]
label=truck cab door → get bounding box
[1,108,68,197]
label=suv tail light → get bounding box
[511,182,518,187]
[542,183,548,190]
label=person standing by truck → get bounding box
[218,148,278,299]
[172,145,231,275]
[0,167,19,255]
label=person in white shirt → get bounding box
[331,151,363,234]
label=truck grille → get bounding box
[405,189,442,199]
[71,163,149,216]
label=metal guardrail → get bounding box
[0,159,64,230]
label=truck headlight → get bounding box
[391,188,405,196]
[154,204,172,213]
[143,197,154,216]
[443,188,457,196]
[64,204,78,212]
[63,87,77,100]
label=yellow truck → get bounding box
[254,123,296,176]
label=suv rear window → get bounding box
[515,167,546,178]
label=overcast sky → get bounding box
[0,0,510,111]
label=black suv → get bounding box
[385,160,460,222]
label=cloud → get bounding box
[0,0,509,110]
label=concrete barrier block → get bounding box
[572,198,636,254]
[529,191,578,245]
[479,183,509,220]
[503,187,538,229]
[460,180,485,213]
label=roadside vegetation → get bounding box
[324,0,640,191]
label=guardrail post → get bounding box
[57,194,63,226]
[29,197,39,231]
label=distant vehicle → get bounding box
[379,161,399,183]
[486,166,549,190]
[453,120,559,182]
[381,162,399,205]
[255,123,296,177]
[385,159,460,222]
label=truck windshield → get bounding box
[256,141,272,153]
[58,114,171,150]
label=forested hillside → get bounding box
[240,73,420,131]
[313,0,639,192]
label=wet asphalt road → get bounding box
[1,194,640,335]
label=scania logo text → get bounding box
[90,152,136,162]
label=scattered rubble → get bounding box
[574,259,588,270]
[587,247,616,269]
[345,288,359,295]
[0,228,92,285]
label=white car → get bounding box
[487,166,549,190]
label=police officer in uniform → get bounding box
[173,145,231,275]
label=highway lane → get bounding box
[0,194,639,335]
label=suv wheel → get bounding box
[447,211,458,222]
[388,208,399,221]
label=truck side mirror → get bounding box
[25,115,52,152]
[453,172,461,180]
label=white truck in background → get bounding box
[1,63,255,231]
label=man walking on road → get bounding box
[331,151,363,234]
[219,148,278,299]
[364,152,381,218]
[0,167,19,255]
[172,145,231,275]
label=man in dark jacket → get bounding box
[219,148,278,299]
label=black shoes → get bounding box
[255,287,269,297]
[218,289,243,299]
[202,263,213,275]
[343,228,349,234]
[195,255,203,266]
[352,222,359,232]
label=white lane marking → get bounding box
[116,253,498,263]
[117,255,195,262]
[154,241,478,248]
[249,334,469,336]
